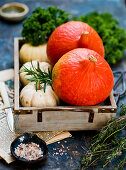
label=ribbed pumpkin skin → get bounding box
[52,48,114,106]
[47,21,104,66]
[20,43,49,64]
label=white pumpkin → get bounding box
[20,61,51,86]
[20,82,60,107]
[19,43,50,64]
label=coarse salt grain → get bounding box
[14,142,43,161]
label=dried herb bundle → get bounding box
[80,104,126,169]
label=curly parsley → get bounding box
[22,6,70,46]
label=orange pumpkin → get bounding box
[52,48,114,106]
[47,21,104,66]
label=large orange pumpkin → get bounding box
[52,48,114,106]
[47,21,104,66]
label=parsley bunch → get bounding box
[74,11,126,65]
[22,6,70,46]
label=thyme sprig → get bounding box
[21,61,52,92]
[80,104,126,169]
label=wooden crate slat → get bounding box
[14,38,20,110]
[15,111,116,132]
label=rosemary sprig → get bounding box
[80,104,126,169]
[21,61,52,92]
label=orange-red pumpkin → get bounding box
[47,21,104,66]
[52,48,114,106]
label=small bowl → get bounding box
[0,2,29,22]
[10,133,48,164]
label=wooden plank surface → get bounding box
[14,38,20,111]
[15,111,116,132]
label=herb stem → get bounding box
[21,61,52,92]
[88,158,99,167]
[103,125,126,143]
[94,149,111,153]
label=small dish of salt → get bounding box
[10,133,48,164]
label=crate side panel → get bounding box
[42,111,89,123]
[15,111,116,132]
[14,38,20,110]
[15,111,37,132]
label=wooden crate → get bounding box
[14,38,117,132]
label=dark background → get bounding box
[0,0,126,71]
[0,0,126,169]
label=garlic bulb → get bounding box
[20,61,51,86]
[20,82,60,107]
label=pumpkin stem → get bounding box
[37,60,40,69]
[37,81,41,90]
[82,31,89,35]
[79,32,89,47]
[36,60,41,90]
[89,55,97,63]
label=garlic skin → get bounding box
[20,61,52,86]
[20,82,60,107]
[19,43,50,64]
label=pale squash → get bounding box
[19,43,50,64]
[20,61,51,86]
[20,82,60,107]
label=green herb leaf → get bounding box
[21,61,52,92]
[22,6,70,46]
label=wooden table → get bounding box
[0,0,126,169]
